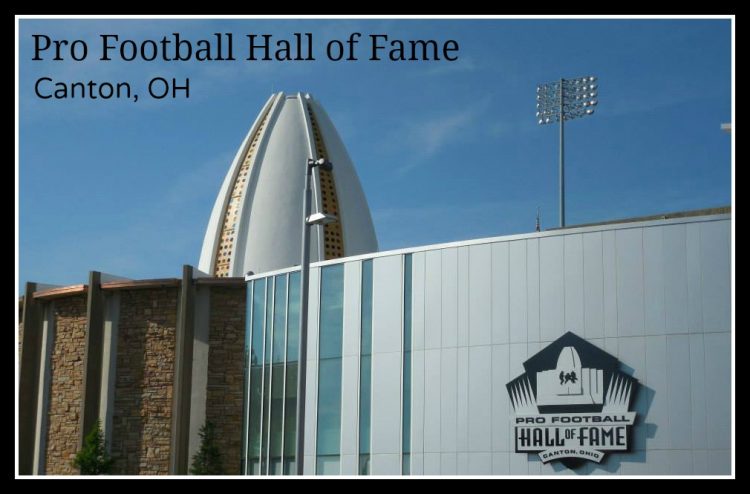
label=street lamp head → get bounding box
[306,212,338,226]
[307,157,333,171]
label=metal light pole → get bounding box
[537,76,598,228]
[295,157,335,476]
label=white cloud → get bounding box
[394,98,490,173]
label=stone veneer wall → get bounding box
[111,288,177,475]
[18,300,24,361]
[45,295,87,474]
[205,286,246,474]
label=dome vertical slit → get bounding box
[306,104,345,260]
[214,105,273,276]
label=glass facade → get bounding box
[402,254,413,474]
[358,260,373,474]
[242,257,412,475]
[316,265,345,474]
[243,274,296,476]
[269,276,287,474]
[283,271,300,474]
[246,278,265,474]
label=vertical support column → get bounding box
[170,265,195,474]
[80,271,105,446]
[98,292,121,450]
[19,282,41,474]
[32,302,55,475]
[187,284,211,467]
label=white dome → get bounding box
[199,92,378,277]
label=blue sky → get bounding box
[18,18,732,290]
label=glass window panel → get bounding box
[283,458,296,476]
[316,455,340,475]
[358,354,371,455]
[261,278,274,474]
[287,272,300,362]
[283,272,300,475]
[261,363,271,474]
[249,459,260,475]
[264,277,274,363]
[246,279,266,471]
[402,254,413,464]
[247,366,263,464]
[319,265,344,360]
[359,454,370,475]
[317,265,344,463]
[270,458,283,476]
[272,275,287,363]
[269,363,285,468]
[283,362,297,463]
[242,283,253,473]
[361,260,373,356]
[403,255,413,352]
[316,358,342,456]
[250,279,266,367]
[358,260,374,474]
[402,351,411,454]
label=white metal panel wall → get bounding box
[491,344,510,454]
[303,268,320,470]
[442,249,458,348]
[663,224,689,333]
[342,262,361,358]
[509,241,527,344]
[468,346,491,453]
[458,247,470,347]
[539,236,564,341]
[425,250,442,349]
[602,230,619,338]
[412,253,426,351]
[526,239,541,343]
[340,261,361,470]
[704,332,731,451]
[284,215,731,475]
[616,228,645,337]
[470,245,492,346]
[411,349,425,464]
[582,232,604,339]
[456,346,469,459]
[666,334,692,450]
[370,255,403,458]
[686,223,703,332]
[423,349,441,455]
[371,352,402,455]
[701,221,731,331]
[340,355,359,461]
[492,243,510,344]
[440,347,458,454]
[372,256,402,355]
[564,234,584,334]
[643,227,666,334]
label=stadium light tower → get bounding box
[537,76,598,228]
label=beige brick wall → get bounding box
[205,286,246,474]
[45,295,87,475]
[111,288,177,475]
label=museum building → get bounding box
[18,93,732,475]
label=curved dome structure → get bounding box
[199,92,378,277]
